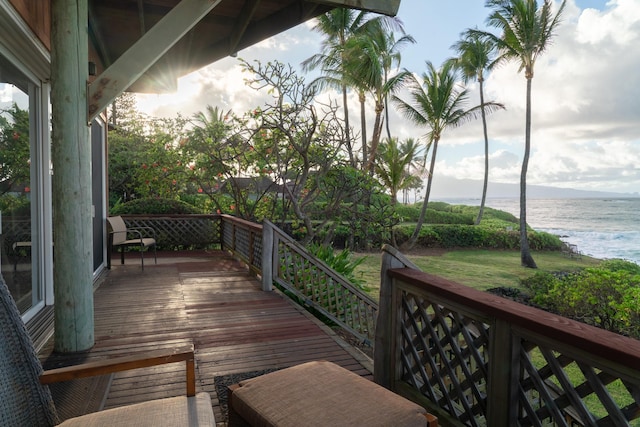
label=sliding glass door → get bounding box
[0,50,44,316]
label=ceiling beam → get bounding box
[309,0,400,16]
[88,3,112,68]
[137,0,146,35]
[228,0,261,55]
[192,1,328,72]
[88,0,222,121]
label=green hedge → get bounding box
[393,224,563,250]
[110,197,203,215]
[394,204,474,225]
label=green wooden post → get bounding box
[51,0,94,352]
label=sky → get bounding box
[137,0,640,197]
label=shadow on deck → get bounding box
[39,250,372,424]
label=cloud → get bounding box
[431,0,640,193]
[135,1,639,194]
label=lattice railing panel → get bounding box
[122,215,219,249]
[382,262,640,427]
[399,290,490,426]
[516,338,640,427]
[276,237,377,344]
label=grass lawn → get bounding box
[353,249,601,301]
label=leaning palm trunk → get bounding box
[359,91,367,168]
[405,139,439,249]
[520,77,537,268]
[475,79,489,225]
[341,83,355,167]
[366,103,384,174]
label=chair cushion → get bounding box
[230,361,429,427]
[59,392,214,427]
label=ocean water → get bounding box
[442,198,640,264]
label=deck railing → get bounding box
[265,220,378,345]
[219,216,378,345]
[219,214,263,275]
[375,244,640,427]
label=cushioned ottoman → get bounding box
[228,361,437,427]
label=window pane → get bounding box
[0,53,40,314]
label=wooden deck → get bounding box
[39,250,373,424]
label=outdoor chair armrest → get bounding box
[40,347,196,396]
[128,226,157,239]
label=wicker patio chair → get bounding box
[0,274,214,426]
[107,215,157,270]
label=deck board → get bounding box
[39,251,373,425]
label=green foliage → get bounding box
[0,194,30,215]
[428,201,453,212]
[481,207,519,224]
[107,97,189,209]
[394,223,561,250]
[307,243,368,291]
[395,202,474,224]
[425,210,474,225]
[389,202,559,250]
[599,259,640,275]
[527,231,564,251]
[178,194,217,213]
[0,103,31,196]
[110,198,203,215]
[521,272,560,303]
[394,203,420,222]
[523,262,640,338]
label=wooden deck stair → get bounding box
[39,251,372,424]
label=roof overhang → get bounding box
[88,0,400,94]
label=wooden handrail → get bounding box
[388,267,640,371]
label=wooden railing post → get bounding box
[261,220,274,291]
[218,216,225,252]
[375,245,420,389]
[248,230,255,267]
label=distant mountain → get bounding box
[426,176,637,200]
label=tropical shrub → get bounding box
[307,243,368,291]
[523,262,640,338]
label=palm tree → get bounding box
[345,22,414,173]
[399,138,426,204]
[479,0,567,268]
[375,137,422,206]
[302,8,372,167]
[448,29,501,226]
[393,62,478,249]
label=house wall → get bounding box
[7,0,50,49]
[7,0,104,80]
